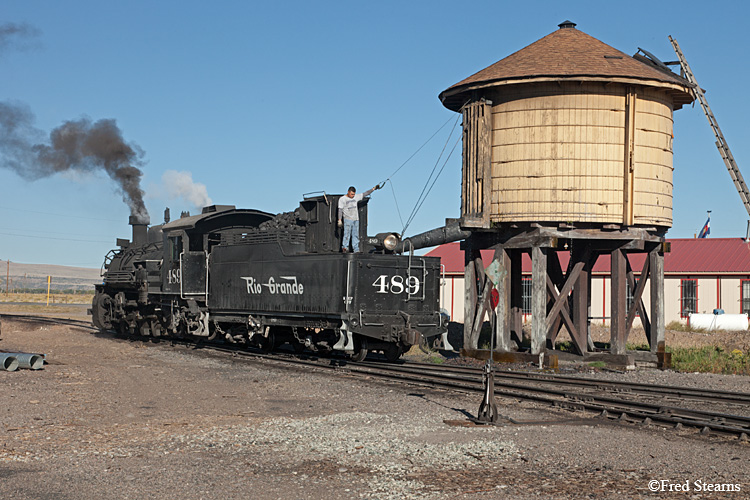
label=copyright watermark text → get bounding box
[648,479,741,493]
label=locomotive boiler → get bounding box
[90,194,448,361]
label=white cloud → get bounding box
[158,170,212,209]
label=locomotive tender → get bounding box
[90,194,447,361]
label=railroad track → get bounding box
[354,360,750,439]
[172,342,750,440]
[4,313,750,440]
[393,360,750,407]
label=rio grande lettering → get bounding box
[242,276,304,295]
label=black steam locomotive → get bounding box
[90,194,448,361]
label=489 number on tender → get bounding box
[372,274,421,295]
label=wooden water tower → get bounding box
[440,22,695,362]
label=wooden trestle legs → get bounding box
[461,231,667,366]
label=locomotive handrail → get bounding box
[345,260,353,313]
[405,241,430,302]
[302,191,332,222]
[419,258,427,301]
[302,191,329,205]
[100,249,118,277]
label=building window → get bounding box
[680,279,697,318]
[522,278,532,314]
[742,280,750,315]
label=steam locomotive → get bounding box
[90,194,448,361]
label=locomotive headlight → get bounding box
[382,233,399,251]
[367,233,401,252]
[369,232,400,252]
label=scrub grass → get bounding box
[669,346,749,375]
[665,320,708,333]
[0,291,93,305]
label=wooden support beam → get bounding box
[510,250,523,347]
[572,247,592,354]
[587,253,597,351]
[463,248,479,350]
[531,246,547,354]
[545,252,565,345]
[494,247,512,352]
[610,248,628,355]
[649,249,666,352]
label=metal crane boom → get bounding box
[669,35,750,219]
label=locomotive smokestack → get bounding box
[129,214,150,247]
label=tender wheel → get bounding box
[349,337,368,362]
[384,343,403,363]
[259,329,276,354]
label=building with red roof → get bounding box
[426,238,750,326]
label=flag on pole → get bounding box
[698,215,710,238]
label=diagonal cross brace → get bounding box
[546,275,583,354]
[469,276,494,348]
[625,255,651,342]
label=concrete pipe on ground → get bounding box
[3,352,45,370]
[0,353,19,371]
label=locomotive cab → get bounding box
[299,193,371,254]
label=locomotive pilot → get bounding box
[337,184,381,252]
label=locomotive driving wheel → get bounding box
[91,292,113,331]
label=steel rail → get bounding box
[391,359,750,406]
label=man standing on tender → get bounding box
[337,184,381,253]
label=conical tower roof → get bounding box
[439,22,694,111]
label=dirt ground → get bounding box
[0,310,748,499]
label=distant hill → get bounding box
[0,259,101,292]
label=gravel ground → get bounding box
[0,313,748,499]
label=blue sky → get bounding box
[1,0,748,267]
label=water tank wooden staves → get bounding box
[439,22,695,230]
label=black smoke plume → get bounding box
[0,101,149,222]
[0,22,41,55]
